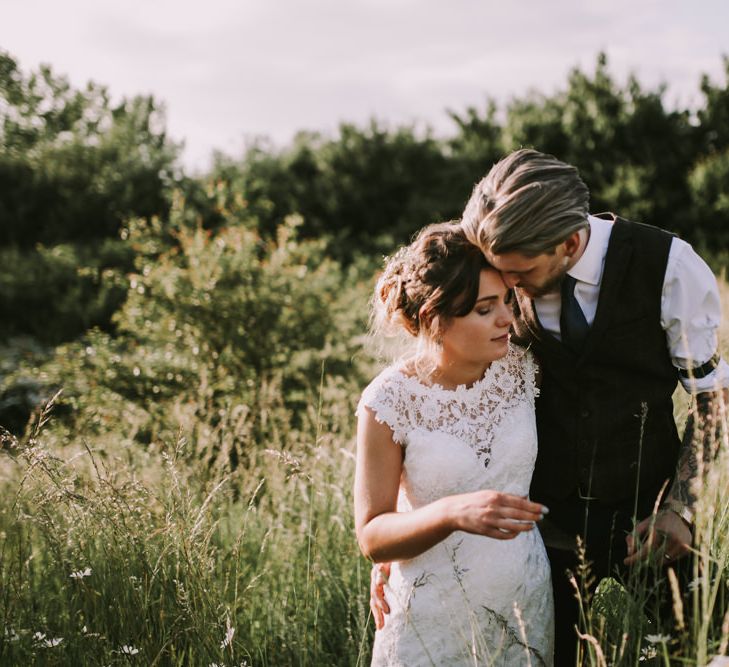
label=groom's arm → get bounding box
[625,388,728,565]
[664,388,728,517]
[624,239,729,564]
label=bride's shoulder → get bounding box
[497,342,537,379]
[506,341,535,365]
[359,364,407,403]
[501,342,540,394]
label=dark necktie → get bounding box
[560,274,589,353]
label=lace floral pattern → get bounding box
[358,344,538,468]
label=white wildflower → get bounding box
[4,627,19,642]
[220,616,235,649]
[33,632,63,647]
[69,567,92,579]
[645,633,671,644]
[120,645,140,655]
[639,646,658,661]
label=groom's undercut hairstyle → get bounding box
[461,148,590,257]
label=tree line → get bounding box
[2,50,729,345]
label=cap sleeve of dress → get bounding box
[356,368,410,446]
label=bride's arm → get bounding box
[354,407,546,563]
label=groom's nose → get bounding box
[501,273,521,288]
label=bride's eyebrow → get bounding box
[475,295,498,304]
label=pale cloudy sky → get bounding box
[2,0,728,172]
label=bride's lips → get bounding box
[492,333,510,342]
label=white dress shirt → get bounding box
[534,214,729,393]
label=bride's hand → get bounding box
[370,561,391,629]
[445,490,546,540]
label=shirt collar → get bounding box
[567,214,613,286]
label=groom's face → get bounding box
[485,248,568,298]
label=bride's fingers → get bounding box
[370,567,390,614]
[496,506,543,522]
[370,597,384,630]
[494,518,536,533]
[484,527,520,540]
[495,494,546,515]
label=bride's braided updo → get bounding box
[372,222,491,349]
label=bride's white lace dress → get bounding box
[358,344,554,666]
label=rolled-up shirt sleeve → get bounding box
[661,238,729,393]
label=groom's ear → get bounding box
[562,231,581,259]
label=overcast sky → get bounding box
[2,0,728,172]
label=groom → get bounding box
[373,149,729,662]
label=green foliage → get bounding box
[689,149,729,249]
[13,186,372,469]
[0,51,179,247]
[0,50,180,343]
[6,50,729,344]
[0,240,132,343]
[503,52,697,238]
[208,122,468,260]
[697,56,729,154]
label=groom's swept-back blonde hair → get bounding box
[461,149,590,257]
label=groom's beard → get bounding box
[520,269,569,299]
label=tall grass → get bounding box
[0,386,370,666]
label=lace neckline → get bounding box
[393,350,509,397]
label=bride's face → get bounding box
[439,269,514,364]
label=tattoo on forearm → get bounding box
[669,390,728,510]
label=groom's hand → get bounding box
[370,562,391,629]
[624,510,692,566]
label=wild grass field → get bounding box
[0,211,727,666]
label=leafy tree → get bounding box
[443,101,505,204]
[689,148,729,249]
[503,53,696,236]
[0,50,179,246]
[696,56,729,155]
[16,185,372,467]
[209,122,459,260]
[0,51,181,342]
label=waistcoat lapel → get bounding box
[580,215,633,358]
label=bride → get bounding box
[355,222,554,666]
